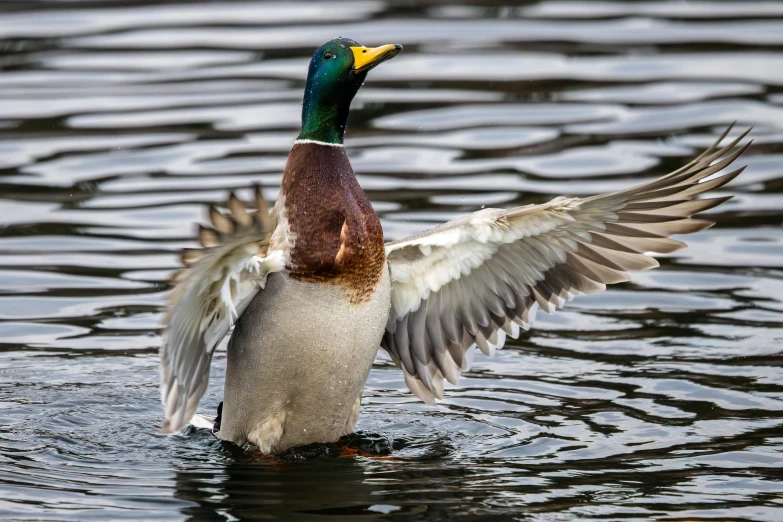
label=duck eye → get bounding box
[323,51,335,60]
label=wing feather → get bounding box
[383,126,750,402]
[159,189,283,433]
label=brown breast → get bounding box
[279,142,386,303]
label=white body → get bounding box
[217,270,391,453]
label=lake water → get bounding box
[1,1,783,520]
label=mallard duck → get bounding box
[159,38,749,453]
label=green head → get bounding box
[298,38,402,144]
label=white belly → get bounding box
[218,269,391,453]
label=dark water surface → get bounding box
[2,1,783,520]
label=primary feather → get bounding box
[383,126,750,404]
[159,188,283,433]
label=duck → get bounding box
[159,37,750,453]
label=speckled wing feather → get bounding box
[383,127,750,404]
[160,188,285,433]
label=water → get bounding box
[1,1,782,520]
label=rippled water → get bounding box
[2,1,783,520]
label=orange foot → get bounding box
[337,444,370,458]
[336,444,401,461]
[249,450,286,462]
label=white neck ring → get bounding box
[294,139,345,148]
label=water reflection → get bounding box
[174,456,390,520]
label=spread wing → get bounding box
[159,188,285,433]
[383,127,751,403]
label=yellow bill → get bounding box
[350,44,402,73]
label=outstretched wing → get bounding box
[159,188,285,433]
[383,127,750,403]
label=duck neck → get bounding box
[298,92,351,145]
